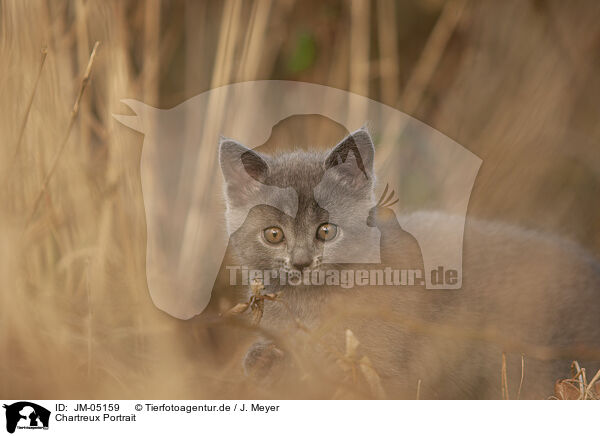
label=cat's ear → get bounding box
[219,137,269,185]
[324,128,374,186]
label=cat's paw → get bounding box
[243,341,287,383]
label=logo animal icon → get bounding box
[3,402,50,434]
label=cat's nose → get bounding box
[291,251,312,271]
[292,260,312,271]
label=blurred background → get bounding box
[1,0,599,398]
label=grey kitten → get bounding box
[218,129,600,399]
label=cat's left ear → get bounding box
[324,128,374,184]
[219,137,269,185]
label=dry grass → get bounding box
[1,0,599,399]
[551,362,600,400]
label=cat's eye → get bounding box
[263,226,285,244]
[316,223,338,242]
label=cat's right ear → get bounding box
[324,128,375,188]
[219,137,269,189]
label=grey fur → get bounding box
[218,129,600,399]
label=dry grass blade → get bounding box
[376,0,468,166]
[585,368,600,399]
[11,47,47,164]
[517,354,525,400]
[224,302,250,316]
[400,0,468,114]
[223,279,280,325]
[349,0,370,97]
[553,362,599,400]
[27,41,100,226]
[251,299,264,325]
[571,360,586,399]
[416,379,422,400]
[336,329,386,399]
[359,356,386,400]
[250,278,264,297]
[501,352,509,400]
[553,379,582,400]
[345,329,360,360]
[376,0,399,105]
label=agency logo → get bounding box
[114,81,482,319]
[2,402,50,433]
